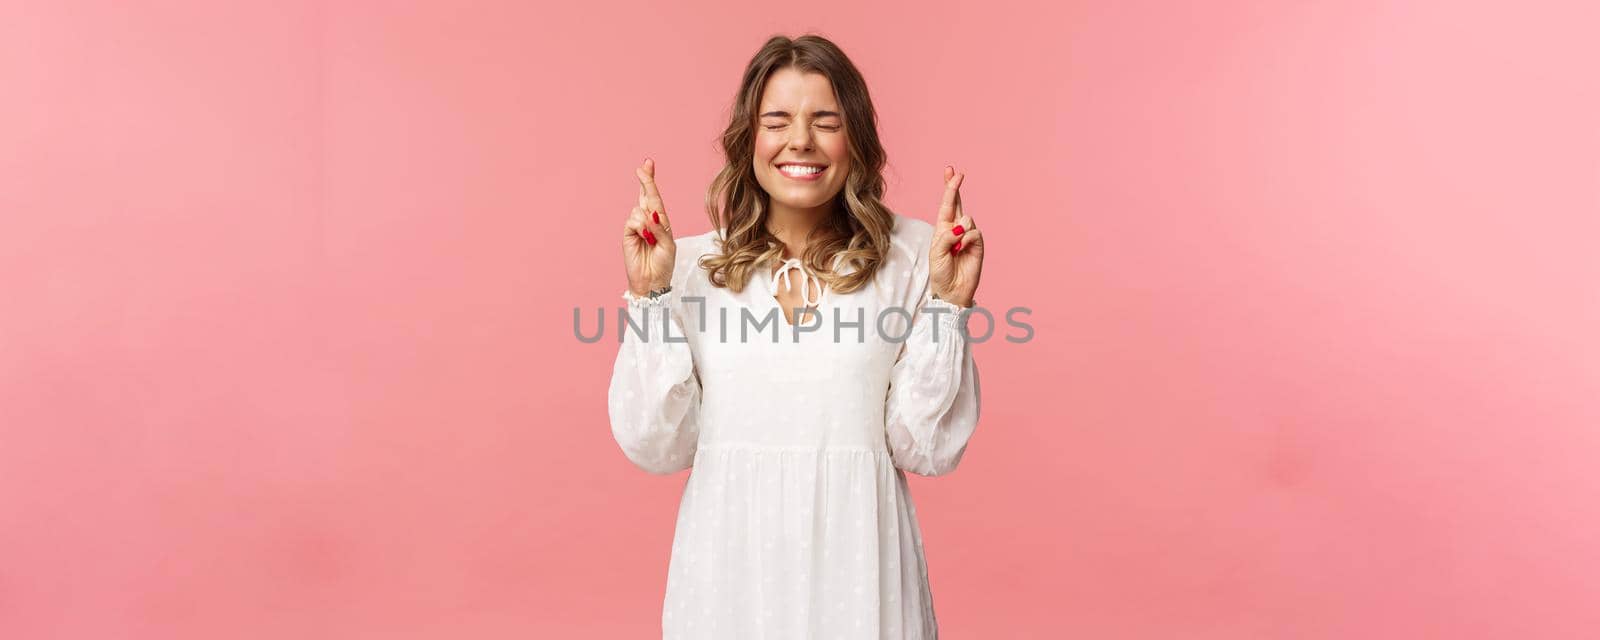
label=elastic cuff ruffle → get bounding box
[923,296,968,312]
[621,288,674,308]
[922,295,974,338]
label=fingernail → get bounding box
[653,211,660,224]
[952,241,962,253]
[952,225,964,236]
[643,229,656,245]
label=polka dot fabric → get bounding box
[608,213,982,639]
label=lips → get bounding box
[776,162,828,181]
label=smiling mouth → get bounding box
[776,163,828,179]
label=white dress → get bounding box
[607,212,981,639]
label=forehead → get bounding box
[759,67,839,110]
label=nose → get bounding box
[786,124,814,151]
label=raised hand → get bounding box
[928,166,984,308]
[622,158,677,297]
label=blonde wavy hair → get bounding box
[698,34,894,294]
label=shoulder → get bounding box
[874,212,935,299]
[673,228,723,262]
[888,212,933,266]
[669,228,725,286]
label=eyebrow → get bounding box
[759,110,842,119]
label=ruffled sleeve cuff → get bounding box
[621,287,675,308]
[920,295,975,339]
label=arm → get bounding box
[883,248,982,477]
[606,287,701,474]
[608,157,699,474]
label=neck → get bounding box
[765,200,834,258]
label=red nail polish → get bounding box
[952,225,964,236]
[643,229,656,245]
[653,211,660,224]
[952,241,962,253]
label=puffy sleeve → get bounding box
[883,226,982,477]
[606,283,702,475]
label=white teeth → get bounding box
[779,164,824,176]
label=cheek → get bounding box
[753,133,785,160]
[824,139,850,173]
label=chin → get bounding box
[775,192,835,210]
[763,181,844,210]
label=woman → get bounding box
[608,34,985,639]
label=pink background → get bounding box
[4,1,1599,637]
